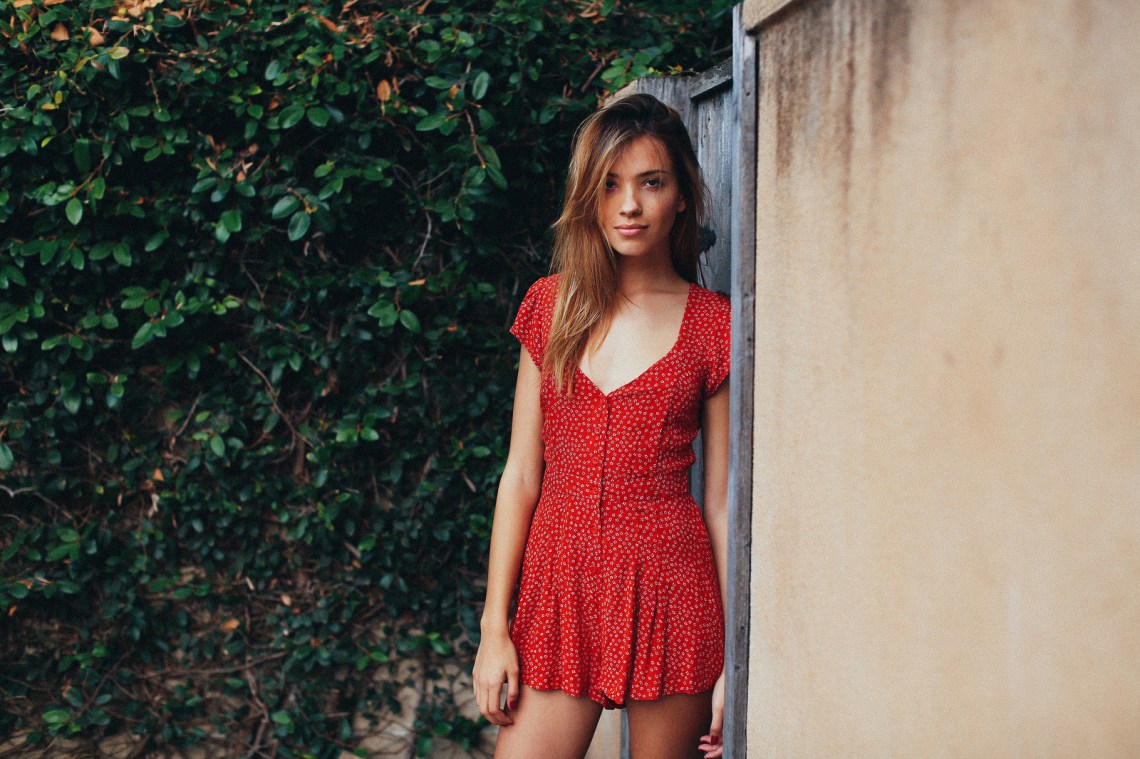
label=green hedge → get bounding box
[0,0,731,754]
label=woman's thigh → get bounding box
[626,690,712,759]
[493,684,603,759]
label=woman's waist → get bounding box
[540,466,691,502]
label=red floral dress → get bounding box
[508,274,730,708]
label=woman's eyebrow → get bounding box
[605,169,673,178]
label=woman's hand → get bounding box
[473,628,520,726]
[698,669,726,757]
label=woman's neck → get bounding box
[614,255,686,295]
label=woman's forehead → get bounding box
[606,136,673,175]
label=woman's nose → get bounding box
[619,186,641,216]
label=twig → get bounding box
[236,352,313,449]
[412,211,433,268]
[580,59,606,92]
[138,651,287,679]
[0,483,65,514]
[172,391,203,439]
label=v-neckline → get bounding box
[576,283,695,398]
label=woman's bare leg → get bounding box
[493,684,603,759]
[626,691,713,759]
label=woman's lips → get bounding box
[615,225,647,237]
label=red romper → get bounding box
[509,274,730,708]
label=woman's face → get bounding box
[598,136,687,262]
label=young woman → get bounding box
[473,94,730,759]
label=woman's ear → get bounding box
[677,197,687,213]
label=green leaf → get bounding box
[46,543,74,562]
[398,310,421,333]
[471,71,491,100]
[73,141,91,172]
[415,112,448,132]
[287,210,310,241]
[264,60,284,80]
[112,244,132,267]
[221,208,243,232]
[65,198,82,225]
[0,443,13,470]
[306,107,330,127]
[62,393,81,415]
[42,709,71,726]
[271,196,300,219]
[144,230,168,251]
[130,321,156,349]
[487,165,508,190]
[482,144,502,171]
[279,105,305,129]
[209,435,225,457]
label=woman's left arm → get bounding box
[699,377,730,758]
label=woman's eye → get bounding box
[645,178,661,188]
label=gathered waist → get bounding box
[541,467,691,503]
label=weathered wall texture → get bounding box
[745,0,1140,755]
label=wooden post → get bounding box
[724,5,757,758]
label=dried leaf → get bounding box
[13,0,33,8]
[118,0,161,18]
[152,467,164,482]
[87,27,105,46]
[377,80,391,102]
[280,594,292,607]
[317,15,341,33]
[50,23,69,41]
[45,0,69,5]
[408,278,426,286]
[219,618,239,632]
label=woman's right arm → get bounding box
[473,345,544,726]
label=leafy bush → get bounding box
[0,0,731,754]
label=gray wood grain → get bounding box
[724,6,758,757]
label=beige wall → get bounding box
[744,0,1140,756]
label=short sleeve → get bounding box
[702,291,732,397]
[510,275,556,368]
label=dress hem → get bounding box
[518,675,719,710]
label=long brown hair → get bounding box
[545,93,708,394]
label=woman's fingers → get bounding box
[475,675,514,726]
[472,635,519,726]
[487,688,515,726]
[699,671,726,757]
[505,667,520,712]
[698,733,724,758]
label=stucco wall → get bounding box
[745,0,1140,755]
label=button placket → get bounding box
[597,395,611,529]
